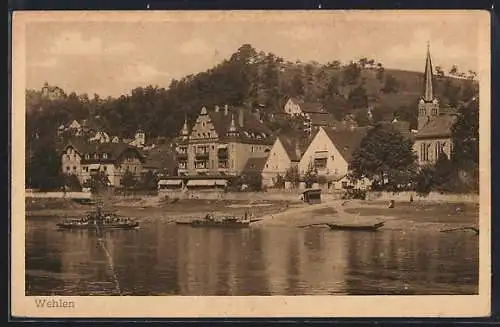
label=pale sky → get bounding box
[23,11,484,98]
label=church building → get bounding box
[413,44,458,166]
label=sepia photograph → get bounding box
[11,10,490,317]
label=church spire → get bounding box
[423,41,434,102]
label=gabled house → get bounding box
[283,97,327,117]
[261,134,310,187]
[298,126,370,190]
[61,139,146,187]
[283,97,339,135]
[175,105,274,178]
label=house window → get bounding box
[94,153,99,159]
[66,166,70,172]
[85,154,90,159]
[103,153,108,159]
[103,166,107,171]
[342,181,348,189]
[73,166,76,171]
[84,167,88,172]
[314,158,327,169]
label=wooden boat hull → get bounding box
[188,221,250,228]
[56,222,139,230]
[327,222,384,231]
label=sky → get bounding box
[22,11,484,98]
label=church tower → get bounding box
[417,42,440,131]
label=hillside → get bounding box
[26,44,478,142]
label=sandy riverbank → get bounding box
[25,196,479,233]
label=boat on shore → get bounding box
[326,221,385,231]
[56,204,139,230]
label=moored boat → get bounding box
[327,221,385,231]
[187,214,250,228]
[56,204,139,230]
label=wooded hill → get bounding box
[26,44,478,143]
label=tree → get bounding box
[141,170,159,191]
[358,57,368,69]
[435,66,445,78]
[443,79,461,107]
[350,124,418,191]
[449,65,458,76]
[376,63,385,82]
[121,171,137,195]
[284,166,300,187]
[342,62,361,85]
[415,165,435,196]
[64,174,82,191]
[302,160,318,188]
[381,75,400,93]
[347,85,368,109]
[290,71,305,98]
[432,152,454,193]
[451,97,479,171]
[26,139,65,191]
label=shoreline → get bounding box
[25,197,480,233]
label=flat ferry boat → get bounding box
[56,206,139,230]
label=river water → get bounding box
[26,217,478,296]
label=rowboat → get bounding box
[326,221,385,231]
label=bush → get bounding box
[342,188,367,200]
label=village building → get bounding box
[413,44,458,166]
[298,126,370,190]
[142,143,177,178]
[60,139,146,187]
[283,97,338,134]
[160,105,274,189]
[261,134,310,188]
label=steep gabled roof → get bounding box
[242,157,268,174]
[204,106,274,144]
[415,115,456,139]
[278,134,311,162]
[143,144,177,173]
[63,139,145,164]
[322,126,370,163]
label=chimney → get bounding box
[224,104,229,116]
[214,105,220,113]
[238,108,244,127]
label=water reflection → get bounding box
[26,218,478,296]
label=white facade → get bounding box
[283,98,304,116]
[298,127,348,179]
[261,138,297,187]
